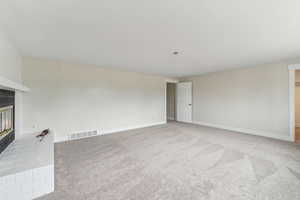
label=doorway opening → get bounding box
[295,70,300,143]
[288,64,300,143]
[166,82,176,122]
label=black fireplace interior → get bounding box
[0,89,15,154]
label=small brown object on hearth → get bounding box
[36,129,50,142]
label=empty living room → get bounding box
[1,0,300,200]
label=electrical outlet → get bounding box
[32,124,38,130]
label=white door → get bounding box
[176,82,192,123]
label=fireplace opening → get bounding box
[0,89,15,154]
[0,105,14,138]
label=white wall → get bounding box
[182,63,291,141]
[0,31,22,83]
[0,30,23,137]
[22,57,166,141]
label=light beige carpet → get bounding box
[38,122,300,200]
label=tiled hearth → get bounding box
[0,133,54,199]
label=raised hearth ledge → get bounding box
[0,75,29,92]
[0,133,54,199]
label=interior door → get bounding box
[176,82,192,123]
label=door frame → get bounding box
[176,81,193,123]
[288,64,300,142]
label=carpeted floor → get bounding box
[38,122,300,200]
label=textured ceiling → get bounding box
[1,0,300,77]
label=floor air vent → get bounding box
[68,130,99,140]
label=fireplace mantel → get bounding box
[0,75,29,92]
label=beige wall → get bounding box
[182,63,291,140]
[22,57,166,141]
[167,83,176,120]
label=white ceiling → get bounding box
[1,0,300,77]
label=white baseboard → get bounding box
[54,121,166,143]
[102,121,166,135]
[193,121,293,142]
[55,120,292,143]
[54,135,67,143]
